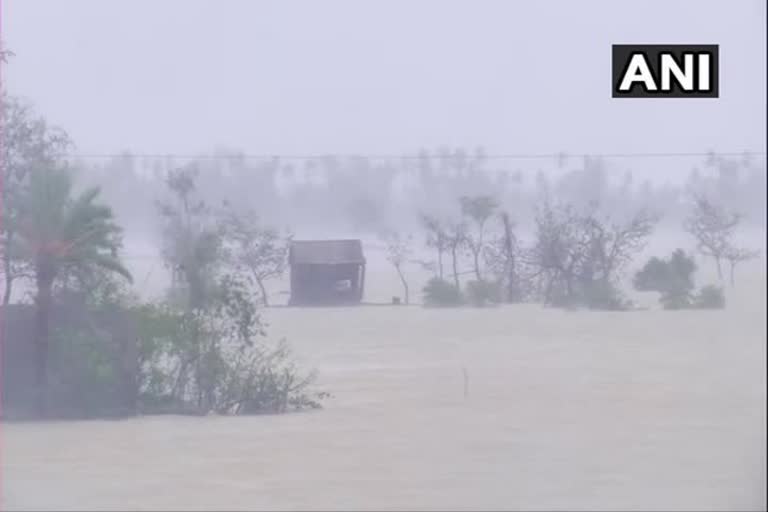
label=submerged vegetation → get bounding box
[0,84,763,419]
[1,96,323,420]
[422,277,464,307]
[634,250,726,310]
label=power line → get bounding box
[61,150,768,162]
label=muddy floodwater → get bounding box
[2,278,766,511]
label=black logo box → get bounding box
[612,44,719,98]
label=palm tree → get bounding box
[17,167,132,416]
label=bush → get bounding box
[634,250,696,294]
[693,285,725,309]
[634,250,698,310]
[45,323,135,419]
[546,280,630,311]
[659,290,692,310]
[465,279,501,307]
[422,278,463,307]
[225,339,331,414]
[135,303,328,415]
[633,257,671,292]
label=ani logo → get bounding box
[612,44,719,98]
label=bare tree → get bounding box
[582,208,657,283]
[530,201,585,303]
[460,195,499,281]
[486,211,525,303]
[483,212,524,302]
[531,199,655,308]
[684,195,741,279]
[381,232,413,304]
[723,246,759,286]
[222,208,291,307]
[420,213,448,280]
[445,221,467,291]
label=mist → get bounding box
[3,0,766,156]
[1,1,766,511]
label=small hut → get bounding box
[288,239,366,305]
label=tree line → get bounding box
[381,178,760,310]
[0,92,763,418]
[71,145,767,241]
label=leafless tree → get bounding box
[420,213,448,280]
[531,199,655,308]
[684,195,742,279]
[460,195,499,281]
[723,246,760,286]
[445,221,468,291]
[530,201,584,303]
[381,232,413,304]
[484,212,524,302]
[581,207,657,283]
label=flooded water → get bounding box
[2,277,766,511]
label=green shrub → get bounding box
[635,250,696,293]
[634,249,697,310]
[693,285,725,309]
[46,323,134,419]
[135,304,328,415]
[465,279,501,307]
[634,257,667,292]
[422,278,463,307]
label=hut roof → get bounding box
[289,239,365,265]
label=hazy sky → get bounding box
[3,0,766,157]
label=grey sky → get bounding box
[3,0,766,157]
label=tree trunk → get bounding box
[507,253,517,303]
[437,250,444,280]
[3,231,14,305]
[543,273,554,304]
[256,277,269,307]
[34,270,54,418]
[501,212,517,302]
[729,261,736,287]
[396,265,409,305]
[2,268,12,305]
[564,273,574,301]
[475,223,486,282]
[451,246,460,290]
[715,257,723,279]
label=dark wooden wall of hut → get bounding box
[290,263,365,305]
